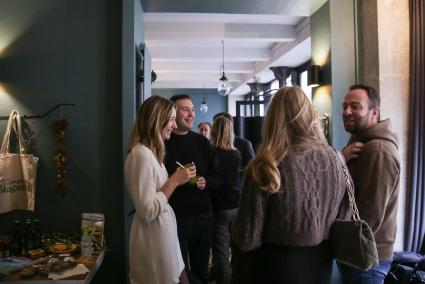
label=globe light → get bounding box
[200,98,208,113]
[217,40,230,96]
[218,73,230,96]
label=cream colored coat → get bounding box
[125,144,184,284]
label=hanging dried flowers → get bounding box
[54,119,68,195]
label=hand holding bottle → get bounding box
[172,162,196,186]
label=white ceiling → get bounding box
[143,0,326,95]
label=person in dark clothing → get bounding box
[164,94,222,284]
[212,112,254,284]
[213,112,254,168]
[210,116,242,284]
[234,136,255,166]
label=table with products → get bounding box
[0,229,105,283]
[1,250,105,283]
[1,215,106,283]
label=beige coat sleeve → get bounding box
[125,146,168,224]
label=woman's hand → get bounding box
[171,164,196,186]
[161,164,196,200]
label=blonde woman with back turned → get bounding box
[209,116,242,284]
[125,95,195,284]
[231,86,350,284]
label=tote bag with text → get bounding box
[0,110,38,214]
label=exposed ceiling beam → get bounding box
[144,10,313,95]
[156,72,245,82]
[150,46,271,62]
[141,0,327,16]
[145,23,296,42]
[230,17,311,94]
[146,39,271,47]
[152,62,254,73]
[153,81,236,89]
[144,13,303,25]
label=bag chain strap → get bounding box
[341,166,361,222]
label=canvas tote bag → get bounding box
[0,110,39,214]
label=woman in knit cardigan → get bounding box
[231,86,350,284]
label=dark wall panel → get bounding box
[0,0,125,282]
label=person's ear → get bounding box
[371,107,380,120]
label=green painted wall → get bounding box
[310,1,333,144]
[329,0,356,149]
[0,0,125,282]
[310,0,355,150]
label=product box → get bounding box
[81,213,105,248]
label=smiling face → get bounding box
[342,88,379,134]
[174,98,195,134]
[162,108,177,140]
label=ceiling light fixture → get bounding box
[200,82,208,113]
[200,98,208,113]
[218,40,230,96]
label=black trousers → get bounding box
[233,240,333,284]
[176,213,213,284]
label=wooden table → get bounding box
[3,251,105,284]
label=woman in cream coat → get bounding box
[125,96,196,284]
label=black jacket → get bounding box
[212,148,242,210]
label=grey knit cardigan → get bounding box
[231,142,350,251]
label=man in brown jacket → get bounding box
[338,84,400,284]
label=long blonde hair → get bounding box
[127,96,175,163]
[211,116,235,150]
[246,86,326,193]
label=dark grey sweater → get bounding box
[231,142,350,251]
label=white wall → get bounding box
[377,0,410,251]
[228,94,246,116]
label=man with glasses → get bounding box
[164,94,222,284]
[338,84,400,284]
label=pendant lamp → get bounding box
[218,40,230,96]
